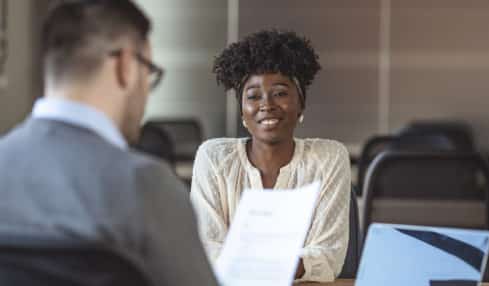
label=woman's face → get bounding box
[241,73,303,145]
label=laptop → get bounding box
[356,223,489,286]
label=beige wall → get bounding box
[3,1,489,148]
[236,0,381,144]
[0,0,43,134]
[136,0,228,139]
[389,0,489,148]
[236,0,489,149]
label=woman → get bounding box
[190,29,351,282]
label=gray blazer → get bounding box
[0,118,218,286]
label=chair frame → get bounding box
[338,187,360,278]
[0,235,150,286]
[361,151,489,241]
[145,118,203,161]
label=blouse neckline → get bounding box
[237,137,304,190]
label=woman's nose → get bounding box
[259,93,276,111]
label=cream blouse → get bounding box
[190,137,351,282]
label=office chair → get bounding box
[135,122,175,165]
[145,119,203,162]
[357,134,456,196]
[0,235,150,286]
[361,151,489,241]
[398,120,475,152]
[357,135,397,195]
[338,186,360,278]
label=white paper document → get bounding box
[215,182,320,286]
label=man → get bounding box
[0,1,218,285]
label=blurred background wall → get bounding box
[136,0,228,139]
[236,0,382,149]
[2,0,489,148]
[235,0,489,150]
[0,0,45,134]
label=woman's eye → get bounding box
[274,92,288,97]
[247,94,260,100]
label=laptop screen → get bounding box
[356,223,489,286]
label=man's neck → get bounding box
[45,84,124,131]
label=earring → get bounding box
[298,114,304,123]
[242,119,248,128]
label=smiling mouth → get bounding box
[259,118,281,127]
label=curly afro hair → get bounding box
[213,29,321,108]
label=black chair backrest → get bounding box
[361,151,489,240]
[357,134,456,195]
[136,122,175,164]
[338,187,360,278]
[390,134,455,152]
[0,236,150,286]
[145,119,203,161]
[398,120,475,152]
[357,136,397,195]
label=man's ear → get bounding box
[114,47,135,90]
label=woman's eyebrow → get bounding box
[272,83,290,88]
[246,82,290,91]
[245,84,260,91]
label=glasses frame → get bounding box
[109,50,164,90]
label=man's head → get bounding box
[42,0,160,144]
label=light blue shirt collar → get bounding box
[32,97,128,149]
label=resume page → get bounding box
[215,182,320,286]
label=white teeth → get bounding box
[261,119,279,125]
